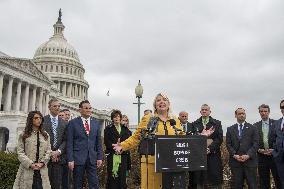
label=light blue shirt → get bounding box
[237,122,245,136]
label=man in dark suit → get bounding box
[188,104,223,189]
[67,100,103,189]
[226,108,259,189]
[43,98,67,189]
[178,111,194,134]
[272,100,284,188]
[254,104,281,189]
[61,108,73,189]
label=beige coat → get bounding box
[13,131,51,189]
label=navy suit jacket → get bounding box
[272,118,284,162]
[67,116,103,165]
[226,122,259,167]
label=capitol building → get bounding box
[0,10,111,151]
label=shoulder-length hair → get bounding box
[152,93,173,118]
[22,111,48,142]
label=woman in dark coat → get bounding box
[104,110,132,189]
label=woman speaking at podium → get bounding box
[112,93,183,189]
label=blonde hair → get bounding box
[122,115,129,125]
[152,93,173,118]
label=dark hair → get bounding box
[79,100,90,108]
[22,111,48,142]
[62,109,70,112]
[235,108,245,115]
[59,109,65,113]
[111,109,122,121]
[280,100,284,107]
[48,98,58,107]
[258,104,270,112]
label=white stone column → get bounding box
[38,88,43,112]
[31,86,37,111]
[15,80,22,111]
[0,73,4,106]
[78,85,82,99]
[67,82,72,97]
[72,83,74,97]
[62,81,66,96]
[83,87,86,99]
[4,76,14,111]
[75,83,78,97]
[45,92,49,115]
[23,83,30,113]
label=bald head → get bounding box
[179,111,188,124]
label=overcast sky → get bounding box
[0,0,284,131]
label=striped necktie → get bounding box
[84,120,90,135]
[51,117,57,147]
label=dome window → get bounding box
[50,65,53,72]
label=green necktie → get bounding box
[262,122,269,149]
[202,117,209,126]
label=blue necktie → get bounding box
[239,124,243,138]
[51,118,57,147]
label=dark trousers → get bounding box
[48,161,63,189]
[231,166,257,189]
[188,171,222,189]
[32,170,43,189]
[62,164,72,189]
[73,157,99,189]
[274,159,284,189]
[258,155,281,189]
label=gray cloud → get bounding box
[1,0,284,130]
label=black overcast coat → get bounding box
[189,116,223,187]
[104,124,132,189]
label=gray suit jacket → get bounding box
[43,115,67,164]
[226,122,259,167]
[272,118,284,162]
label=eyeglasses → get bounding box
[280,106,284,109]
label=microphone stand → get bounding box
[163,121,168,135]
[162,119,186,189]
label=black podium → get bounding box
[155,135,207,189]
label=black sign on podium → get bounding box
[155,135,207,173]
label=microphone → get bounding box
[169,119,181,135]
[169,119,176,127]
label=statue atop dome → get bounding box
[57,8,62,24]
